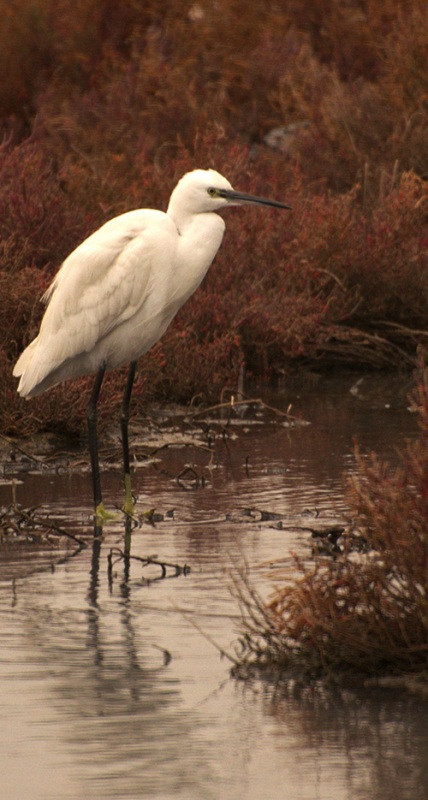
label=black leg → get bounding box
[121,361,137,476]
[87,362,106,514]
[121,361,137,514]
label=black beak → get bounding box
[219,188,292,210]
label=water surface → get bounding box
[1,374,426,800]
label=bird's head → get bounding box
[167,168,291,220]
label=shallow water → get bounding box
[1,374,427,800]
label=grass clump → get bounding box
[233,368,428,682]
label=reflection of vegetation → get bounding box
[1,0,427,437]
[0,499,190,582]
[0,501,85,580]
[0,501,85,546]
[233,369,428,682]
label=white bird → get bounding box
[14,168,291,521]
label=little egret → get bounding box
[14,168,291,520]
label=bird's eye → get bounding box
[207,187,218,197]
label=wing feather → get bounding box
[14,209,177,394]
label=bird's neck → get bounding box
[168,210,226,287]
[168,202,225,244]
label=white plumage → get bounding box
[13,168,290,517]
[14,170,234,397]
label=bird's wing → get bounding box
[23,210,177,375]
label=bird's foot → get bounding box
[122,473,135,517]
[122,498,135,516]
[95,502,119,523]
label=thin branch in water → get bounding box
[107,547,190,580]
[187,396,304,423]
[179,611,240,665]
[10,504,87,547]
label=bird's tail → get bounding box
[13,338,44,397]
